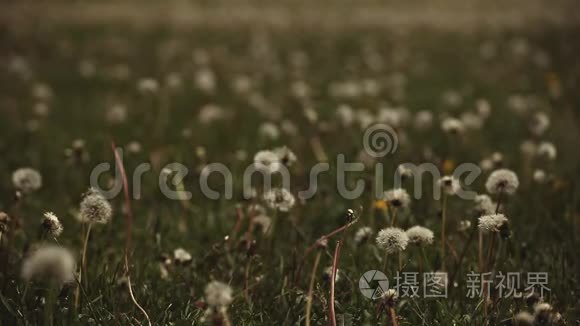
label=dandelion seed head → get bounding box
[461,112,483,130]
[336,105,355,127]
[457,220,472,232]
[383,188,411,208]
[476,99,491,118]
[376,227,409,254]
[478,214,508,233]
[479,158,493,172]
[12,168,42,193]
[21,245,76,286]
[513,311,534,326]
[253,150,282,174]
[205,281,233,308]
[474,194,495,215]
[263,188,295,212]
[485,169,519,195]
[414,110,434,131]
[533,169,546,183]
[42,212,63,238]
[406,226,434,245]
[536,141,557,160]
[80,189,112,224]
[441,117,464,134]
[529,112,550,136]
[137,78,159,93]
[253,215,272,235]
[258,122,280,140]
[396,165,413,179]
[354,227,373,245]
[199,104,227,124]
[0,212,11,233]
[322,266,340,283]
[438,176,461,195]
[273,146,297,167]
[173,248,192,264]
[106,104,127,125]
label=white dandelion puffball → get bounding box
[376,227,409,254]
[529,112,550,136]
[137,78,159,93]
[42,212,63,238]
[323,266,340,283]
[273,146,297,167]
[474,194,495,215]
[205,281,233,307]
[173,248,192,264]
[513,311,534,326]
[80,189,112,224]
[536,141,557,160]
[414,110,434,131]
[441,117,464,134]
[336,104,355,127]
[21,245,76,286]
[478,214,508,233]
[438,176,461,195]
[406,226,434,245]
[258,122,280,140]
[263,188,295,212]
[12,168,42,193]
[354,227,373,245]
[533,169,547,183]
[253,215,272,234]
[485,169,519,195]
[383,188,411,208]
[253,150,283,174]
[396,164,414,179]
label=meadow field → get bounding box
[0,2,579,325]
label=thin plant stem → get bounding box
[382,252,389,272]
[479,230,484,272]
[390,208,398,227]
[75,223,92,308]
[420,246,430,271]
[244,257,253,306]
[305,250,322,326]
[304,218,357,257]
[112,142,152,326]
[81,223,92,284]
[441,193,448,272]
[387,305,399,326]
[328,240,343,326]
[398,252,402,272]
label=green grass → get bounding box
[0,21,579,325]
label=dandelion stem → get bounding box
[382,252,389,272]
[244,257,253,306]
[387,305,399,326]
[479,230,484,272]
[441,193,448,272]
[328,240,342,326]
[304,218,357,257]
[81,223,92,285]
[390,207,398,227]
[112,142,152,326]
[305,250,322,326]
[75,222,92,309]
